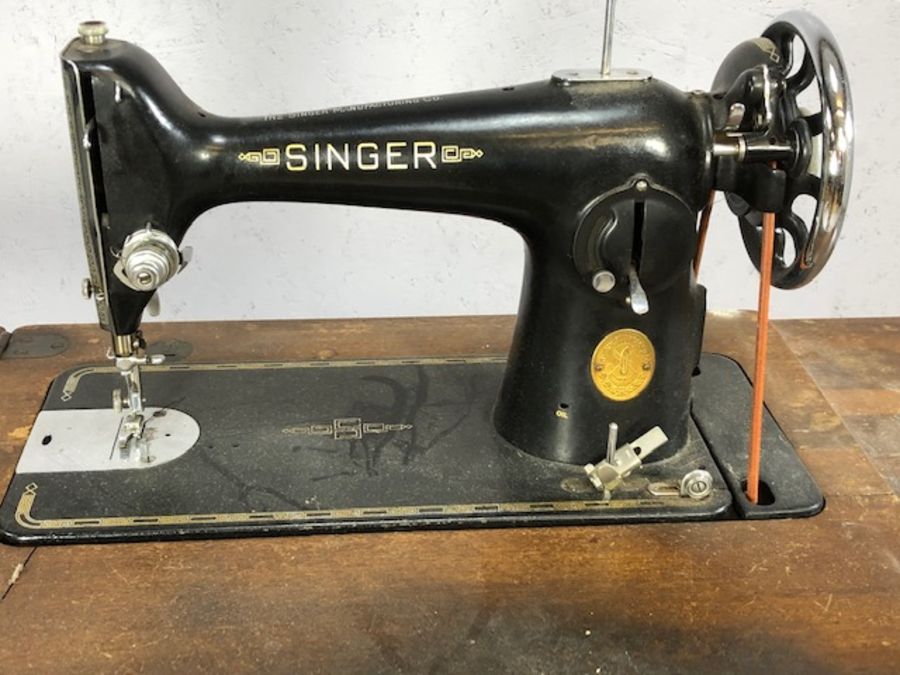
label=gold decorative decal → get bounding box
[752,37,782,64]
[238,147,281,165]
[440,145,484,163]
[590,328,656,401]
[283,417,412,439]
[14,483,675,532]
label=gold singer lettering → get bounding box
[242,141,482,172]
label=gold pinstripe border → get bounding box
[14,483,671,531]
[59,355,508,401]
[40,356,681,532]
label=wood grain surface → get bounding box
[0,314,896,674]
[779,318,900,497]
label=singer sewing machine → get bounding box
[0,5,852,544]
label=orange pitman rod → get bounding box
[747,207,777,504]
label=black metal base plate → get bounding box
[0,353,823,545]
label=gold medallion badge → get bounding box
[590,329,655,401]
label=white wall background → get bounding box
[0,0,895,330]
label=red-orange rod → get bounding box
[747,207,777,504]
[693,190,716,277]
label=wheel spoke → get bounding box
[780,211,809,242]
[772,228,788,269]
[793,174,821,198]
[787,53,816,92]
[803,111,823,135]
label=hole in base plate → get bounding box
[740,479,776,506]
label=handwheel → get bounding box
[730,12,854,289]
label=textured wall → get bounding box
[0,0,894,330]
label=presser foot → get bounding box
[109,341,166,463]
[113,408,153,464]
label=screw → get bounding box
[591,269,616,293]
[635,179,649,192]
[680,469,713,500]
[81,277,93,300]
[136,271,153,286]
[78,21,108,45]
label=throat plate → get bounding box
[16,407,199,473]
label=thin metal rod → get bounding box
[601,0,616,76]
[747,207,776,504]
[606,422,619,464]
[693,190,716,277]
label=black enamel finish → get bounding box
[62,38,718,464]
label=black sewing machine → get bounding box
[0,4,852,543]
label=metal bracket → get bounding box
[583,424,668,496]
[552,68,651,85]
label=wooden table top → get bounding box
[0,314,896,674]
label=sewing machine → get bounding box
[0,4,852,543]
